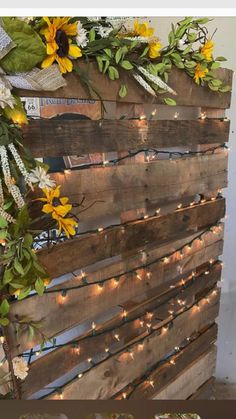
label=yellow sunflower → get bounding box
[148,38,162,59]
[133,20,155,38]
[37,185,72,218]
[54,215,78,238]
[201,40,214,61]
[40,17,82,73]
[194,63,209,83]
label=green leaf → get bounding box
[108,66,119,80]
[3,269,13,285]
[195,17,210,24]
[170,52,182,62]
[96,56,103,72]
[104,48,112,58]
[18,287,31,300]
[0,229,7,240]
[0,299,10,317]
[23,233,33,248]
[174,61,185,69]
[89,28,96,42]
[0,216,8,228]
[120,60,133,70]
[33,260,47,275]
[0,317,9,326]
[103,60,110,74]
[1,18,46,73]
[182,44,193,55]
[184,60,197,69]
[13,259,24,276]
[28,325,35,340]
[215,56,227,62]
[219,85,231,93]
[163,97,177,106]
[115,48,123,64]
[140,45,149,58]
[119,84,128,98]
[35,278,45,296]
[211,62,221,70]
[187,32,197,43]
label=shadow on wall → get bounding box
[19,414,68,419]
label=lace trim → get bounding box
[0,25,15,60]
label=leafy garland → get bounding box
[0,16,231,390]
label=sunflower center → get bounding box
[56,29,69,57]
[53,198,61,207]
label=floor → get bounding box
[215,291,236,399]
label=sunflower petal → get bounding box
[68,44,82,58]
[47,41,58,55]
[41,54,56,69]
[42,204,54,214]
[60,197,69,205]
[56,56,73,73]
[61,22,78,36]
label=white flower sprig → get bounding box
[0,145,25,208]
[8,143,32,187]
[133,72,156,96]
[0,87,15,110]
[12,357,29,380]
[138,66,177,95]
[76,22,88,48]
[28,166,56,190]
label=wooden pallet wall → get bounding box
[4,67,232,400]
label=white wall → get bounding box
[149,17,236,294]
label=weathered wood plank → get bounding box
[153,346,217,399]
[114,323,217,399]
[40,154,227,223]
[17,65,233,109]
[22,119,230,157]
[37,199,225,278]
[22,277,219,399]
[188,376,215,400]
[45,290,219,399]
[7,230,223,357]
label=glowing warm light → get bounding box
[146,312,153,320]
[209,258,214,265]
[175,346,180,351]
[92,321,96,330]
[149,379,155,388]
[98,227,104,232]
[123,310,128,319]
[78,373,83,379]
[200,111,207,119]
[204,270,210,275]
[97,283,104,292]
[138,343,144,351]
[88,357,92,363]
[168,309,174,315]
[170,359,176,365]
[163,257,169,264]
[103,160,109,166]
[114,333,120,341]
[156,208,161,215]
[146,322,152,331]
[129,351,134,360]
[122,392,127,399]
[190,201,195,206]
[174,112,179,119]
[0,336,5,344]
[151,109,157,116]
[146,271,151,279]
[35,351,41,357]
[139,320,144,327]
[64,169,71,174]
[105,347,110,353]
[162,326,168,333]
[139,114,146,120]
[177,203,182,209]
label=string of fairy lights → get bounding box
[61,143,228,172]
[41,282,219,400]
[28,216,224,301]
[20,257,221,361]
[114,325,215,400]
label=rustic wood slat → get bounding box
[7,229,223,357]
[18,64,233,108]
[37,199,225,278]
[21,268,219,399]
[22,119,230,157]
[45,290,220,399]
[152,346,217,399]
[188,376,215,400]
[39,154,228,224]
[114,323,217,399]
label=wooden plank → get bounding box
[17,64,233,109]
[45,290,220,399]
[21,267,219,399]
[188,376,215,400]
[152,346,217,399]
[37,199,225,278]
[114,323,217,399]
[40,154,227,223]
[22,119,230,157]
[7,231,223,356]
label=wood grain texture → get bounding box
[7,228,223,356]
[39,154,228,223]
[188,376,215,400]
[152,346,217,399]
[37,199,225,278]
[17,64,233,108]
[45,290,219,399]
[114,323,217,399]
[21,266,220,399]
[22,119,230,157]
